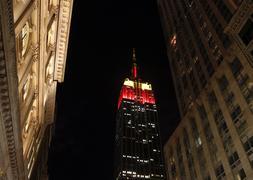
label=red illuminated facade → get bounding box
[117,81,156,108]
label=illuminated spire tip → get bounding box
[132,48,136,62]
[132,48,137,78]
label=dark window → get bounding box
[221,121,228,133]
[229,151,240,168]
[233,0,242,6]
[215,0,232,22]
[215,164,225,177]
[238,168,246,179]
[204,176,211,180]
[182,75,188,89]
[239,19,253,46]
[230,58,243,76]
[243,136,253,155]
[171,163,176,177]
[231,105,241,120]
[218,75,229,91]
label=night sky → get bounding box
[48,0,180,179]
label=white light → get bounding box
[141,83,152,90]
[123,79,134,87]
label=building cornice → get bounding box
[224,0,253,34]
[0,0,25,179]
[54,0,73,83]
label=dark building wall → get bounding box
[158,0,253,117]
[30,124,54,180]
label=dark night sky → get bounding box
[48,0,180,179]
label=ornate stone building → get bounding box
[0,0,73,179]
[158,0,253,180]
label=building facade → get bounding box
[157,0,253,179]
[0,0,73,179]
[114,49,166,179]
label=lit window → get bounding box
[196,137,202,147]
[170,34,177,48]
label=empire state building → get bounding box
[114,49,166,179]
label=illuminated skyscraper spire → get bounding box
[132,48,138,79]
[114,49,166,179]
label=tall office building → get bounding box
[157,0,253,179]
[114,49,166,179]
[0,0,73,179]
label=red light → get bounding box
[133,66,137,78]
[118,83,155,109]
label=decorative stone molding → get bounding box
[51,5,59,16]
[54,0,73,82]
[0,0,25,179]
[224,0,253,34]
[31,116,38,127]
[31,43,39,63]
[31,23,37,33]
[0,168,5,177]
[34,85,39,100]
[46,74,54,86]
[48,42,56,52]
[33,0,39,10]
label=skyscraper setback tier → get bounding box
[114,50,165,180]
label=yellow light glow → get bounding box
[123,78,134,87]
[123,78,152,90]
[141,83,152,90]
[170,34,176,47]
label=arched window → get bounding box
[46,55,55,85]
[22,76,30,101]
[20,22,30,57]
[22,73,33,101]
[47,19,57,49]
